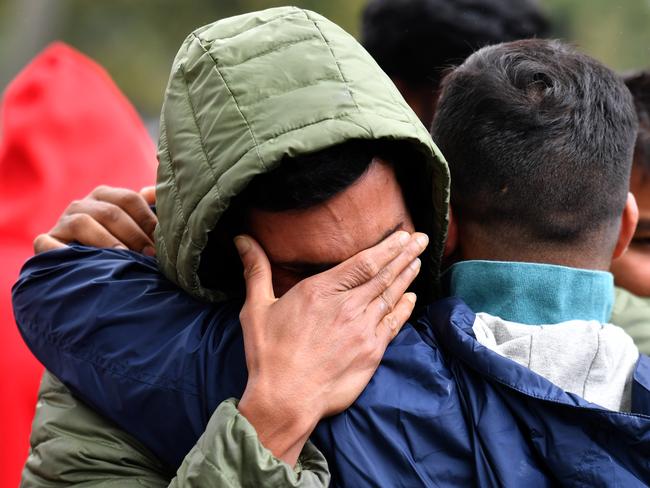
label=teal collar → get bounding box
[445,260,614,324]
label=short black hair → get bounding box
[624,70,650,176]
[199,139,435,297]
[361,0,549,88]
[432,39,638,251]
[242,140,379,212]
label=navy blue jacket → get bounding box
[13,247,650,486]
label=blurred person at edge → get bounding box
[361,0,550,127]
[610,71,650,353]
[0,43,156,488]
[612,71,650,296]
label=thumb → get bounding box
[234,235,275,304]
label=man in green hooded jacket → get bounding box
[19,7,450,487]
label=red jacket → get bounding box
[0,42,156,487]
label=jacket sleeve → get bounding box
[13,245,249,467]
[23,372,330,488]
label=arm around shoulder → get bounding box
[22,372,330,488]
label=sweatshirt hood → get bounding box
[154,7,449,302]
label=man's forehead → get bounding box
[248,159,415,269]
[271,221,407,271]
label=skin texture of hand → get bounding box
[33,185,157,255]
[235,231,428,466]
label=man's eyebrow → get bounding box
[274,222,406,273]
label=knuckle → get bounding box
[68,213,92,231]
[116,190,139,209]
[356,254,379,278]
[67,199,83,213]
[351,329,368,348]
[384,314,398,333]
[238,307,249,323]
[338,299,358,323]
[303,283,324,305]
[380,290,395,311]
[374,266,393,289]
[91,185,109,197]
[33,234,47,250]
[97,203,120,223]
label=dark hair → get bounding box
[361,0,549,88]
[242,140,379,212]
[624,70,650,176]
[198,139,434,296]
[432,39,638,251]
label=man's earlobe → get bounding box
[443,207,459,258]
[612,193,639,260]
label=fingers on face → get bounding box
[331,231,411,289]
[354,232,428,306]
[365,257,421,322]
[235,235,275,304]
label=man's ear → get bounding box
[612,193,639,260]
[443,206,459,258]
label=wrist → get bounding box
[238,384,320,466]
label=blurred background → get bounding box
[0,1,648,486]
[1,0,649,127]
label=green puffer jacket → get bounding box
[22,6,450,487]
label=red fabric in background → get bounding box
[0,42,157,486]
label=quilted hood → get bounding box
[154,6,450,302]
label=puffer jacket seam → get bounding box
[218,35,320,68]
[235,76,349,108]
[178,63,221,185]
[193,9,301,44]
[191,33,267,172]
[160,126,188,227]
[303,10,361,115]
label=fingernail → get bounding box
[143,245,156,257]
[234,235,251,255]
[415,234,429,247]
[410,258,421,271]
[405,293,417,304]
[113,244,128,250]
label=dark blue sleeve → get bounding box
[12,245,248,467]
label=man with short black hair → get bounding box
[361,0,549,126]
[434,39,636,270]
[14,8,448,486]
